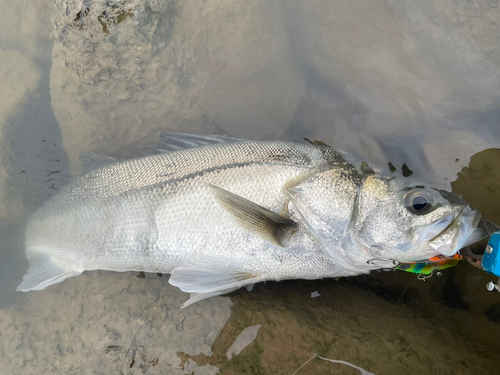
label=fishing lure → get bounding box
[397,254,463,278]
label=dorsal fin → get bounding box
[142,132,243,155]
[304,138,332,147]
[81,133,242,173]
[360,161,375,175]
[209,185,298,246]
[80,152,118,174]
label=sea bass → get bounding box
[17,134,483,306]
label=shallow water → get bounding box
[1,1,500,374]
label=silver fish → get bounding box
[17,134,482,307]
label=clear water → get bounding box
[1,1,500,374]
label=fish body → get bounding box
[18,135,482,306]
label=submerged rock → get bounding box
[50,0,304,172]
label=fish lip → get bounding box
[427,205,482,255]
[428,208,463,243]
[395,206,476,262]
[457,205,483,245]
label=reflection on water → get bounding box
[1,0,500,374]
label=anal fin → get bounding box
[209,185,298,246]
[181,289,238,308]
[168,264,262,308]
[17,253,81,292]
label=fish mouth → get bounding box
[427,205,482,256]
[364,206,486,266]
[394,206,482,263]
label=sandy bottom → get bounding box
[1,149,499,375]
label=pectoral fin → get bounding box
[209,185,298,246]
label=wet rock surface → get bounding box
[50,0,303,172]
[0,271,231,374]
[179,277,500,375]
[3,270,499,374]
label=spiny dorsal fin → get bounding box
[304,138,331,147]
[209,185,298,246]
[360,161,375,175]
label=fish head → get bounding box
[289,168,483,272]
[354,175,483,264]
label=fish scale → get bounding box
[24,142,341,272]
[18,136,482,307]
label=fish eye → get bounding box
[403,190,434,215]
[411,195,428,211]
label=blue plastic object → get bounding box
[482,232,500,277]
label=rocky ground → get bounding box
[1,266,499,374]
[0,271,232,375]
